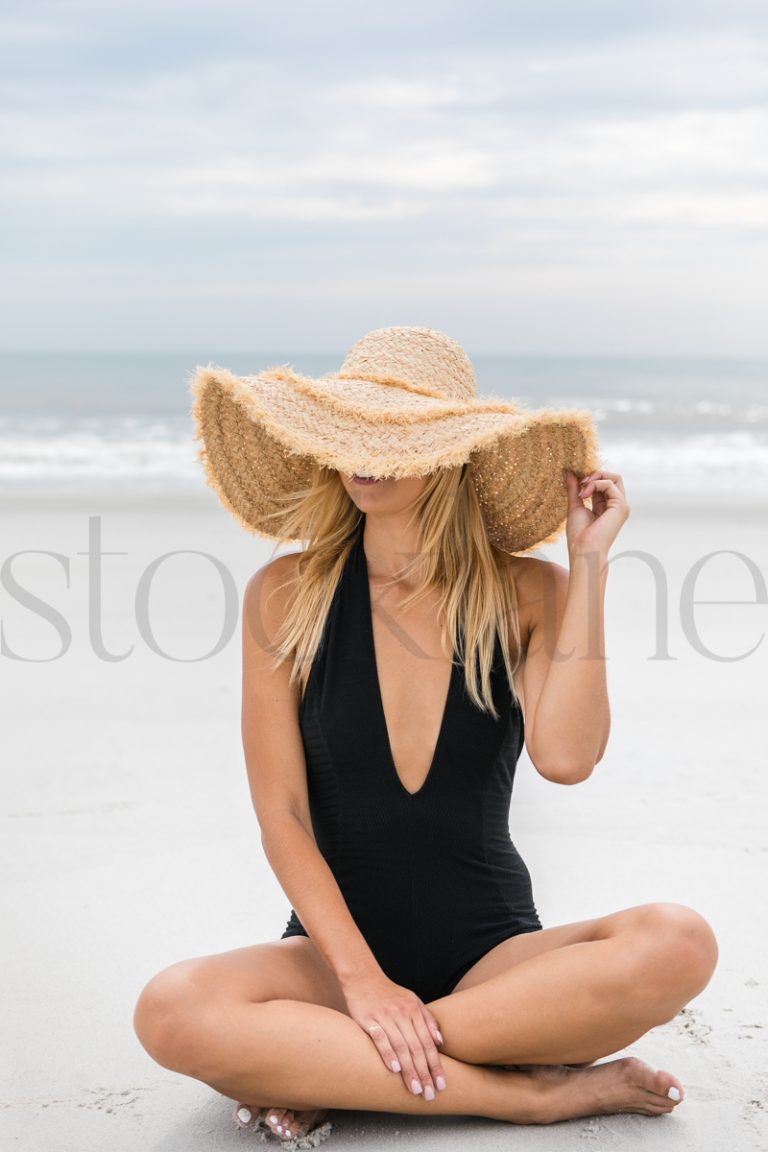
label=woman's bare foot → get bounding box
[232,1059,678,1133]
[505,1056,684,1124]
[232,1101,330,1142]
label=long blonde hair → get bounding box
[263,463,523,720]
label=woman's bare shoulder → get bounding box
[243,551,303,660]
[498,552,569,647]
[247,549,303,586]
[245,550,302,612]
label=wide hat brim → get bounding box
[188,363,602,555]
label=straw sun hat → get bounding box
[188,326,602,555]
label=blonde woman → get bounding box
[133,328,717,1146]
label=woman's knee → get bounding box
[634,902,718,996]
[133,958,221,1076]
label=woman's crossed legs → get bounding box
[133,901,717,1139]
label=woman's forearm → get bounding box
[260,810,382,989]
[532,548,611,780]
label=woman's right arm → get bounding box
[242,556,378,984]
[241,556,446,1100]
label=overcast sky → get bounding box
[2,1,767,354]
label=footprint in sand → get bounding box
[674,1006,713,1046]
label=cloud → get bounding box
[1,3,767,351]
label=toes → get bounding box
[622,1057,684,1105]
[283,1115,297,1140]
[252,1105,331,1144]
[643,1099,678,1116]
[265,1107,290,1137]
[232,1102,259,1129]
[651,1069,685,1104]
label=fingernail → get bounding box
[435,1029,444,1045]
[436,1075,447,1090]
[667,1086,681,1101]
[424,1085,435,1101]
[269,1115,278,1124]
[285,1130,292,1138]
[236,1107,252,1124]
[276,1125,283,1133]
[411,1079,423,1094]
[391,1059,401,1072]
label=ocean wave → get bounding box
[600,432,768,473]
[0,417,198,479]
[1,417,767,493]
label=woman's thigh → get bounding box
[449,902,714,994]
[450,913,606,993]
[171,935,349,1010]
[134,935,350,1064]
[135,935,352,1078]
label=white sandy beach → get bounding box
[2,483,767,1151]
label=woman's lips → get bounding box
[352,475,382,485]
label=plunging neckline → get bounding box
[358,534,456,798]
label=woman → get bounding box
[133,327,718,1147]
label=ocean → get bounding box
[2,352,767,499]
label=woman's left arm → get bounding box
[518,468,631,785]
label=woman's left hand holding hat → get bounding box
[563,468,631,560]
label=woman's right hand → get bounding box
[342,971,447,1100]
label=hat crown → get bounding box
[338,326,477,402]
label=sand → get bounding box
[2,482,767,1150]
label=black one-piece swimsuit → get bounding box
[281,520,542,1002]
